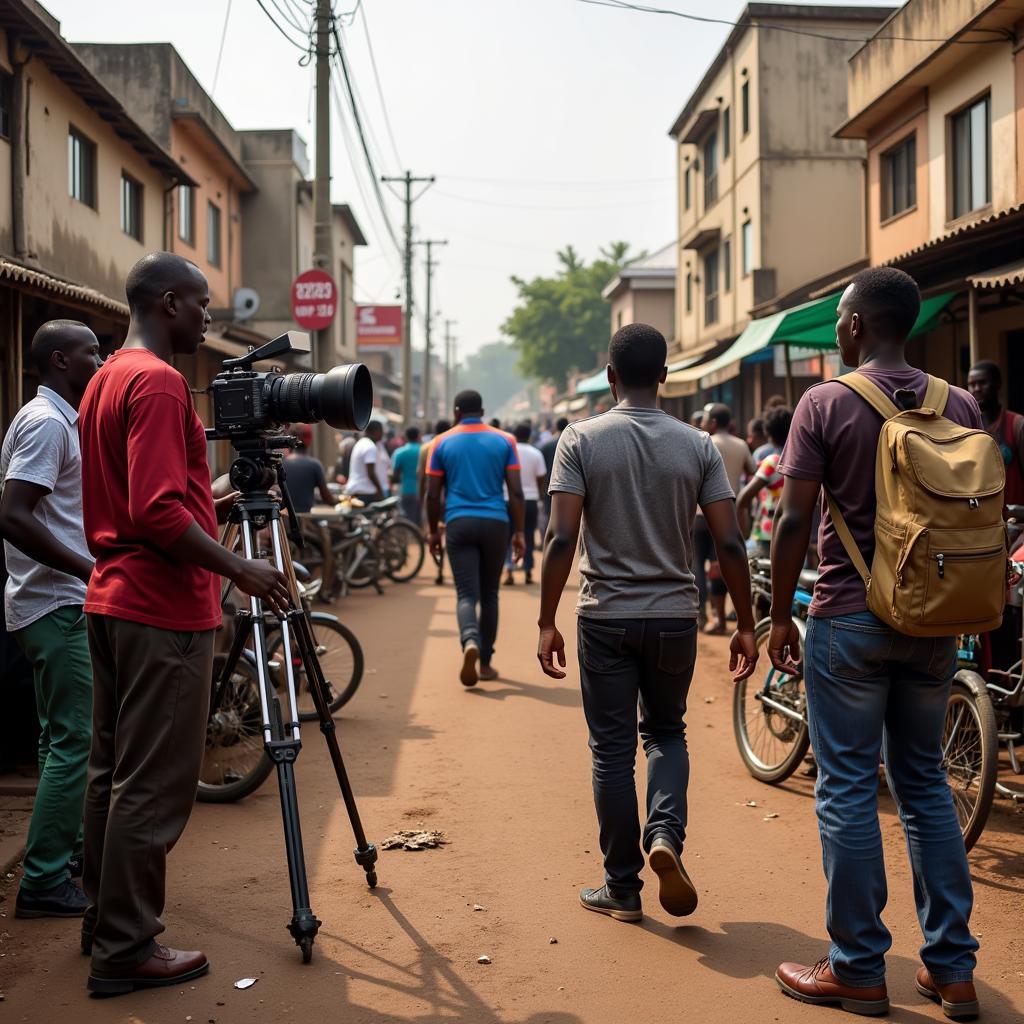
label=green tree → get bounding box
[458,340,528,413]
[502,242,641,390]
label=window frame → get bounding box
[683,165,691,211]
[741,219,754,277]
[207,200,222,267]
[880,132,917,223]
[741,79,750,136]
[949,94,991,221]
[68,126,97,209]
[722,106,731,159]
[119,171,144,242]
[178,185,195,246]
[0,70,12,141]
[723,236,732,293]
[703,131,718,207]
[704,248,720,326]
[685,271,693,314]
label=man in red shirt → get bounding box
[78,252,290,995]
[967,360,1024,507]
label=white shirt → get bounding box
[517,442,547,501]
[345,436,381,494]
[1,387,91,630]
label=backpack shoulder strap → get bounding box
[824,492,872,588]
[832,371,900,420]
[922,375,949,415]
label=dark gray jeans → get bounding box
[446,516,509,665]
[577,617,698,896]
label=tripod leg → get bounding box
[244,514,321,961]
[293,609,379,888]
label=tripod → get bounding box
[214,436,378,963]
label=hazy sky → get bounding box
[44,0,897,360]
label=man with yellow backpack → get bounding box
[768,268,1005,1021]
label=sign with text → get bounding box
[356,305,403,348]
[291,269,337,331]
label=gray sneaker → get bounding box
[460,642,480,687]
[579,885,642,922]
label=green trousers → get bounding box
[14,604,92,892]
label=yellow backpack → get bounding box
[826,372,1007,638]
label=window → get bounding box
[616,310,623,330]
[704,249,719,325]
[723,237,732,293]
[703,131,718,207]
[684,166,691,210]
[880,133,916,221]
[722,107,731,159]
[178,185,195,245]
[120,173,143,241]
[0,71,11,141]
[686,271,693,313]
[68,127,96,207]
[207,201,222,267]
[741,219,754,276]
[951,95,990,219]
[741,79,750,135]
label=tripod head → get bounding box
[225,435,304,549]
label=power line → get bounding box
[576,0,1013,45]
[439,173,674,189]
[432,189,671,212]
[358,0,403,169]
[255,0,313,53]
[267,0,310,35]
[211,0,233,95]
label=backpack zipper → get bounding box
[934,548,1003,579]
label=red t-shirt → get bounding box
[778,367,983,618]
[79,348,220,631]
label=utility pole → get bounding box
[444,319,457,414]
[414,239,447,423]
[312,0,333,461]
[381,171,435,425]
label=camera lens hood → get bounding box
[315,363,373,431]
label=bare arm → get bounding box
[735,475,762,537]
[0,480,94,583]
[506,467,526,560]
[426,474,444,556]
[537,491,584,678]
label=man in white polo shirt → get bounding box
[0,320,102,919]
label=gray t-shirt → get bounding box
[549,405,734,619]
[1,387,91,631]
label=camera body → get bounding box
[205,331,373,441]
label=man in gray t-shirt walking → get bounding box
[538,322,758,924]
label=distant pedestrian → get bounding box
[968,360,1024,506]
[344,421,386,505]
[420,419,452,584]
[538,322,757,925]
[770,268,983,1018]
[538,416,568,537]
[333,431,356,484]
[736,406,792,558]
[426,391,524,686]
[391,426,423,524]
[283,425,333,514]
[746,416,767,458]
[0,321,102,920]
[503,422,547,586]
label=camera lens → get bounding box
[267,364,372,431]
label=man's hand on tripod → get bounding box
[214,491,240,524]
[231,559,292,617]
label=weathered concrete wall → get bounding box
[633,288,675,343]
[0,29,13,254]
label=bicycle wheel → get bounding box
[381,519,426,582]
[344,539,383,589]
[197,656,273,803]
[267,612,365,720]
[733,617,810,784]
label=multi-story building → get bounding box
[836,0,1024,403]
[0,0,190,430]
[663,3,894,415]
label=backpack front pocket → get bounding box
[919,526,1006,628]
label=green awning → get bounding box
[663,290,956,392]
[576,368,610,394]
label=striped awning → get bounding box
[969,260,1024,290]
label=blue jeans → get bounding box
[804,611,977,987]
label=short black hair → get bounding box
[848,267,921,340]
[489,418,501,429]
[434,418,452,435]
[29,319,91,376]
[609,322,667,389]
[125,251,205,314]
[556,417,569,432]
[455,389,483,415]
[707,403,732,428]
[747,416,766,436]
[970,360,1001,387]
[365,420,383,437]
[514,422,531,443]
[764,406,792,446]
[405,425,421,442]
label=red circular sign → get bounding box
[291,269,338,331]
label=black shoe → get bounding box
[648,834,698,917]
[579,885,642,922]
[525,573,534,585]
[15,878,89,919]
[67,855,83,879]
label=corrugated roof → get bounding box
[0,257,128,317]
[884,204,1024,268]
[969,260,1024,290]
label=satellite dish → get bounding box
[233,287,261,322]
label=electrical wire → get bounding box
[267,0,310,35]
[211,0,233,95]
[577,0,1013,45]
[255,0,313,53]
[439,173,675,190]
[358,0,403,169]
[432,189,672,212]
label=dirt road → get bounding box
[2,573,1022,1023]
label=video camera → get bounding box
[206,331,373,441]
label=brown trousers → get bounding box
[83,615,213,972]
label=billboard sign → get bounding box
[291,269,337,331]
[356,305,403,348]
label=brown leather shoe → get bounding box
[648,835,698,917]
[916,967,979,1021]
[776,957,889,1016]
[88,945,209,996]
